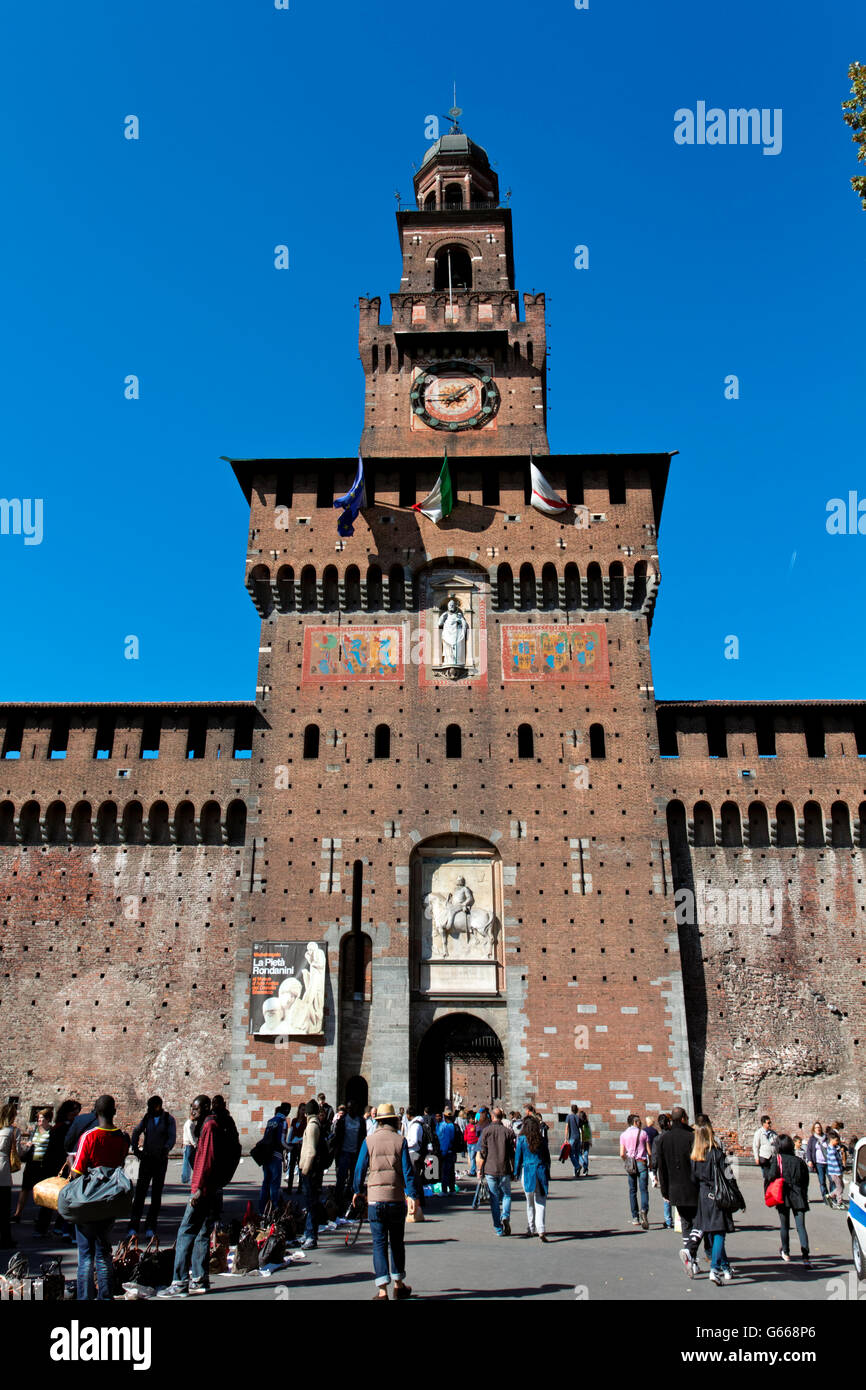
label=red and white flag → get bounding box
[530,458,570,517]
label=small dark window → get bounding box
[300,566,317,612]
[776,801,797,848]
[186,715,207,761]
[805,716,825,758]
[366,565,383,611]
[374,725,391,759]
[322,566,339,612]
[1,715,23,760]
[94,714,115,760]
[631,562,647,610]
[756,713,776,757]
[96,801,119,846]
[586,563,603,610]
[226,800,247,846]
[706,714,727,759]
[720,802,742,847]
[803,801,824,847]
[657,710,679,758]
[344,565,361,611]
[140,715,160,761]
[497,564,515,611]
[519,564,536,611]
[275,472,293,509]
[233,712,254,760]
[608,466,626,505]
[517,724,534,758]
[388,565,406,612]
[445,724,462,758]
[693,801,715,847]
[564,563,580,610]
[748,802,770,848]
[831,801,852,848]
[541,564,558,610]
[303,725,320,760]
[48,716,69,760]
[608,562,624,610]
[45,801,68,843]
[589,724,606,759]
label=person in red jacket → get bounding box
[159,1096,223,1297]
[71,1093,130,1301]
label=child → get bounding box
[826,1133,845,1208]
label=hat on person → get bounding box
[376,1102,398,1121]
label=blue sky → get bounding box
[0,0,863,701]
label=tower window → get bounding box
[94,714,116,760]
[374,724,391,759]
[1,715,23,760]
[517,724,534,759]
[443,183,464,209]
[303,724,320,760]
[48,715,69,760]
[434,245,472,291]
[445,724,462,758]
[186,714,207,761]
[233,712,254,760]
[519,564,536,611]
[589,724,606,759]
[140,715,160,761]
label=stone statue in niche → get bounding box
[436,596,469,679]
[424,877,497,959]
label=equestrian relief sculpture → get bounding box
[424,876,497,959]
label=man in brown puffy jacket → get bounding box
[353,1101,420,1300]
[479,1107,515,1236]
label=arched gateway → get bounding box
[416,1012,505,1111]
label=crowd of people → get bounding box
[0,1089,858,1300]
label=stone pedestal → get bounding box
[420,958,498,996]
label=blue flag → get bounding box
[334,455,367,537]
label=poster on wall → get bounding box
[302,626,404,683]
[249,941,327,1036]
[501,623,608,683]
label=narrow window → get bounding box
[541,563,558,610]
[519,564,536,611]
[803,801,824,847]
[233,712,254,760]
[720,801,742,847]
[303,725,320,760]
[497,563,515,610]
[693,801,715,847]
[366,564,383,611]
[374,724,391,759]
[48,716,69,760]
[706,713,727,759]
[388,565,406,611]
[1,715,23,760]
[608,562,624,610]
[300,565,317,611]
[564,563,580,610]
[344,565,361,611]
[517,724,534,758]
[322,565,339,612]
[589,724,606,759]
[445,724,462,758]
[140,715,160,760]
[586,563,603,610]
[775,801,797,847]
[756,714,776,757]
[225,800,247,846]
[657,710,679,757]
[831,800,852,848]
[186,713,207,761]
[748,802,770,848]
[805,715,825,758]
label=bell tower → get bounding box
[359,115,548,459]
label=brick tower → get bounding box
[229,117,692,1146]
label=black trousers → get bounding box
[131,1154,169,1229]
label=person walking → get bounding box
[577,1111,592,1175]
[258,1104,290,1215]
[181,1103,197,1186]
[64,1103,96,1164]
[479,1107,515,1236]
[471,1108,492,1210]
[13,1106,53,1225]
[70,1094,130,1301]
[514,1113,551,1241]
[35,1099,79,1242]
[352,1101,419,1300]
[298,1099,329,1249]
[683,1121,735,1285]
[436,1110,457,1194]
[650,1113,674,1228]
[463,1112,479,1181]
[285,1107,305,1195]
[804,1122,829,1203]
[657,1107,701,1273]
[0,1101,22,1250]
[771,1134,811,1264]
[316,1093,335,1135]
[160,1095,227,1297]
[128,1096,176,1238]
[825,1131,845,1208]
[564,1105,583,1180]
[333,1100,365,1210]
[752,1114,778,1189]
[619,1113,652,1229]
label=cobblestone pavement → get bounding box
[5,1156,859,1303]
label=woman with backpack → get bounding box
[769,1134,810,1265]
[683,1121,735,1286]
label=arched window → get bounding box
[497,563,514,610]
[384,344,392,371]
[174,800,197,846]
[859,801,866,849]
[586,562,603,610]
[70,800,93,845]
[693,801,715,847]
[424,190,436,211]
[775,801,797,848]
[445,724,462,758]
[831,800,852,848]
[225,800,247,846]
[147,801,170,846]
[374,724,391,759]
[322,565,339,612]
[45,801,67,845]
[589,724,606,759]
[519,563,536,611]
[18,801,41,845]
[517,723,534,758]
[95,801,119,845]
[0,801,14,844]
[443,183,464,209]
[631,561,648,610]
[803,801,824,847]
[371,344,378,373]
[344,565,361,611]
[303,724,320,760]
[276,565,295,613]
[388,565,406,612]
[541,563,558,610]
[434,244,472,290]
[526,340,534,366]
[366,564,383,612]
[300,565,317,612]
[720,801,742,847]
[564,563,580,610]
[609,561,624,610]
[121,801,144,845]
[666,800,688,855]
[247,564,273,618]
[748,802,770,848]
[199,800,222,846]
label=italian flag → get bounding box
[413,452,454,524]
[530,457,570,517]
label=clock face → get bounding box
[410,360,501,431]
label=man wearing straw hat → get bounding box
[353,1101,420,1300]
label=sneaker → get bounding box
[158,1281,189,1299]
[801,1253,811,1266]
[495,1228,505,1236]
[721,1267,734,1283]
[539,1233,549,1243]
[502,1219,511,1237]
[188,1280,209,1295]
[780,1248,791,1262]
[631,1217,640,1226]
[301,1239,317,1251]
[679,1248,696,1279]
[708,1269,724,1286]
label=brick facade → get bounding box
[0,127,862,1150]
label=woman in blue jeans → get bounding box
[684,1122,735,1286]
[353,1102,420,1300]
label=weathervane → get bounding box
[442,81,462,132]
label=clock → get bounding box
[410,360,501,431]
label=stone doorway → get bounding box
[416,1012,504,1111]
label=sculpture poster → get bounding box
[249,941,327,1036]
